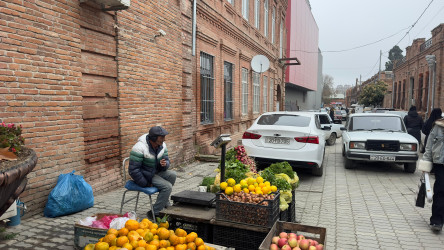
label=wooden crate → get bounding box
[259,221,326,250]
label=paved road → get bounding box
[1,139,444,249]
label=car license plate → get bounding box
[370,155,395,161]
[265,137,290,145]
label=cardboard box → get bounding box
[259,221,327,250]
[73,213,123,250]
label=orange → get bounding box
[84,244,95,250]
[109,246,118,250]
[139,221,149,230]
[187,232,197,242]
[122,242,133,250]
[146,245,158,250]
[107,228,119,236]
[116,236,129,247]
[233,184,242,193]
[118,227,129,237]
[175,244,187,250]
[175,228,187,237]
[150,239,160,248]
[224,187,233,195]
[144,231,154,242]
[103,234,116,244]
[256,176,264,183]
[94,242,110,250]
[169,234,179,246]
[125,219,140,231]
[137,239,147,247]
[135,247,146,250]
[149,223,159,230]
[153,235,159,240]
[227,178,236,187]
[150,228,158,235]
[194,237,204,247]
[197,245,206,250]
[157,227,170,240]
[159,239,170,248]
[136,228,145,235]
[166,247,175,250]
[178,236,186,244]
[186,242,196,250]
[219,182,228,190]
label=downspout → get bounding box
[426,67,432,119]
[192,0,197,56]
[391,74,395,109]
[431,60,436,109]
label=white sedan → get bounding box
[242,111,330,176]
[341,113,419,172]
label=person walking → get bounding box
[404,106,424,144]
[421,118,444,232]
[329,107,335,121]
[421,108,442,153]
[128,126,176,219]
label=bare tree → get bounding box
[322,74,334,104]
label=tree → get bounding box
[322,74,334,105]
[359,81,387,107]
[385,45,404,71]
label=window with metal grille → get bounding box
[200,52,214,124]
[254,0,260,28]
[224,62,234,121]
[253,72,260,113]
[242,0,249,20]
[269,78,274,111]
[263,76,268,112]
[264,0,268,37]
[271,6,276,43]
[242,68,249,115]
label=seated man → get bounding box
[128,126,176,219]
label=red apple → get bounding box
[269,243,279,250]
[315,244,324,250]
[288,238,298,248]
[311,240,318,246]
[288,233,297,239]
[279,232,288,239]
[297,235,305,241]
[292,248,302,250]
[299,239,309,250]
[272,236,280,244]
[278,238,288,248]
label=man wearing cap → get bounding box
[128,126,176,218]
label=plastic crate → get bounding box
[213,224,268,250]
[168,217,213,243]
[259,221,327,250]
[279,189,296,222]
[215,191,280,228]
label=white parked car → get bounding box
[242,112,329,176]
[314,111,344,145]
[341,113,419,172]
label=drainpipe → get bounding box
[192,0,197,56]
[431,59,436,109]
[425,55,436,118]
[391,74,395,109]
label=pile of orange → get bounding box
[84,218,215,250]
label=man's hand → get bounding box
[160,158,167,167]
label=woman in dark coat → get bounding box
[421,108,442,153]
[403,106,424,143]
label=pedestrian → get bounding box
[421,117,444,232]
[128,126,176,219]
[329,107,335,121]
[345,107,349,114]
[421,108,442,153]
[404,106,424,144]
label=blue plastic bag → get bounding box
[44,171,94,218]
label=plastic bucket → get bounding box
[7,200,26,226]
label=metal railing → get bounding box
[420,38,433,52]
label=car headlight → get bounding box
[349,141,365,149]
[400,143,417,151]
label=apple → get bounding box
[288,233,297,239]
[299,239,309,250]
[269,243,279,250]
[311,240,318,246]
[297,235,305,241]
[272,236,280,244]
[278,238,288,248]
[292,248,302,250]
[288,238,298,248]
[308,246,316,250]
[281,245,292,250]
[279,232,288,239]
[315,244,324,250]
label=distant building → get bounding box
[335,84,352,96]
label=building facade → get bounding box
[284,0,319,111]
[393,23,444,117]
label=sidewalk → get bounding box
[0,161,220,250]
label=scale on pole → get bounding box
[170,134,232,208]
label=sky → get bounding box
[309,0,444,87]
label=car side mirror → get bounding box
[340,127,346,131]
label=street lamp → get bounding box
[425,55,436,119]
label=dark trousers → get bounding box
[431,164,444,225]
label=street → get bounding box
[1,138,444,249]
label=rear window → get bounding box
[257,114,311,127]
[350,116,405,131]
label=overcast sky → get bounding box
[309,0,444,87]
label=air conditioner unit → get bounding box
[94,0,130,11]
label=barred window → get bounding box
[224,62,234,121]
[254,0,260,29]
[269,78,274,111]
[242,68,249,115]
[200,52,214,124]
[242,0,249,20]
[253,72,260,113]
[271,6,276,43]
[263,76,268,112]
[264,0,268,37]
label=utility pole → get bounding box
[378,50,382,82]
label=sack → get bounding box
[418,159,433,172]
[44,171,94,218]
[415,175,426,208]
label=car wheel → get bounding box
[404,162,416,173]
[327,133,337,145]
[312,162,324,176]
[344,157,354,169]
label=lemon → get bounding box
[243,188,250,193]
[247,177,255,186]
[255,187,262,194]
[262,186,270,194]
[271,185,277,192]
[264,181,271,186]
[227,178,236,187]
[248,185,255,192]
[259,183,265,188]
[256,176,264,184]
[239,180,248,189]
[225,187,234,195]
[233,184,242,193]
[220,182,228,190]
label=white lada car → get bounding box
[341,113,419,173]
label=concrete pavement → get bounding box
[1,140,444,249]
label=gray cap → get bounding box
[149,126,169,136]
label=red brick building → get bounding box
[0,0,287,216]
[393,23,444,117]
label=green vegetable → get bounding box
[273,178,292,191]
[224,160,249,183]
[267,162,295,178]
[279,196,289,211]
[259,168,276,183]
